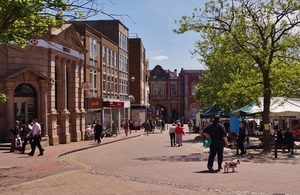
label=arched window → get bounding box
[14,84,36,97]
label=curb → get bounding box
[55,133,145,161]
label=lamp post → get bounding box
[130,75,135,82]
[129,75,135,125]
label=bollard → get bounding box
[291,136,294,155]
[236,135,239,155]
[274,133,277,158]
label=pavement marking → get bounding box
[0,170,78,190]
[69,155,92,171]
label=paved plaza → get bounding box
[0,126,299,195]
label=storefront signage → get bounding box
[103,101,124,108]
[86,98,103,109]
[147,108,153,114]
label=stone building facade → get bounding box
[0,24,87,145]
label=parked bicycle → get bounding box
[103,127,117,137]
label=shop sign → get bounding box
[147,108,153,114]
[103,101,124,108]
[86,98,103,109]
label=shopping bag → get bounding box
[15,137,22,148]
[204,138,212,148]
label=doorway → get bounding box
[14,84,36,125]
[14,98,36,125]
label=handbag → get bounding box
[204,138,212,148]
[15,137,22,148]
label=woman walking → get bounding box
[123,120,129,137]
[175,123,185,146]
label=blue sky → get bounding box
[94,0,206,71]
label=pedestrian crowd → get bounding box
[9,118,45,157]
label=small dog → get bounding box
[224,159,241,173]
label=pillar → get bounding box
[58,57,70,144]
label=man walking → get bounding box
[203,115,228,171]
[94,120,103,144]
[20,121,33,154]
[28,118,44,156]
[169,123,176,146]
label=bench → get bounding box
[235,134,297,158]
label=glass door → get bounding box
[14,97,36,125]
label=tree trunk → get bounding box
[262,72,271,152]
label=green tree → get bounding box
[0,0,108,47]
[0,0,110,103]
[0,93,8,103]
[175,0,300,152]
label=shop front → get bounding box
[103,101,130,131]
[85,97,103,125]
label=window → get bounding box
[107,76,110,92]
[89,69,98,97]
[153,84,164,95]
[89,38,98,67]
[115,78,118,94]
[107,48,110,65]
[111,50,113,67]
[191,81,197,95]
[102,46,106,64]
[103,75,106,93]
[114,52,117,67]
[171,84,177,95]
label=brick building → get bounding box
[72,20,132,130]
[149,65,204,123]
[128,37,149,125]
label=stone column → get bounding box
[48,55,59,145]
[79,59,86,140]
[5,80,16,139]
[39,79,49,146]
[58,57,70,144]
[69,61,81,142]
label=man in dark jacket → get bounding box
[237,121,246,155]
[94,120,103,144]
[203,115,228,172]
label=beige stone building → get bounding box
[0,24,87,145]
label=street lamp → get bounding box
[130,75,135,82]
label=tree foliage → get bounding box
[0,0,108,47]
[0,93,8,103]
[175,0,300,152]
[0,0,112,103]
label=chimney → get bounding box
[174,69,177,76]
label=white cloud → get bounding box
[152,55,168,61]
